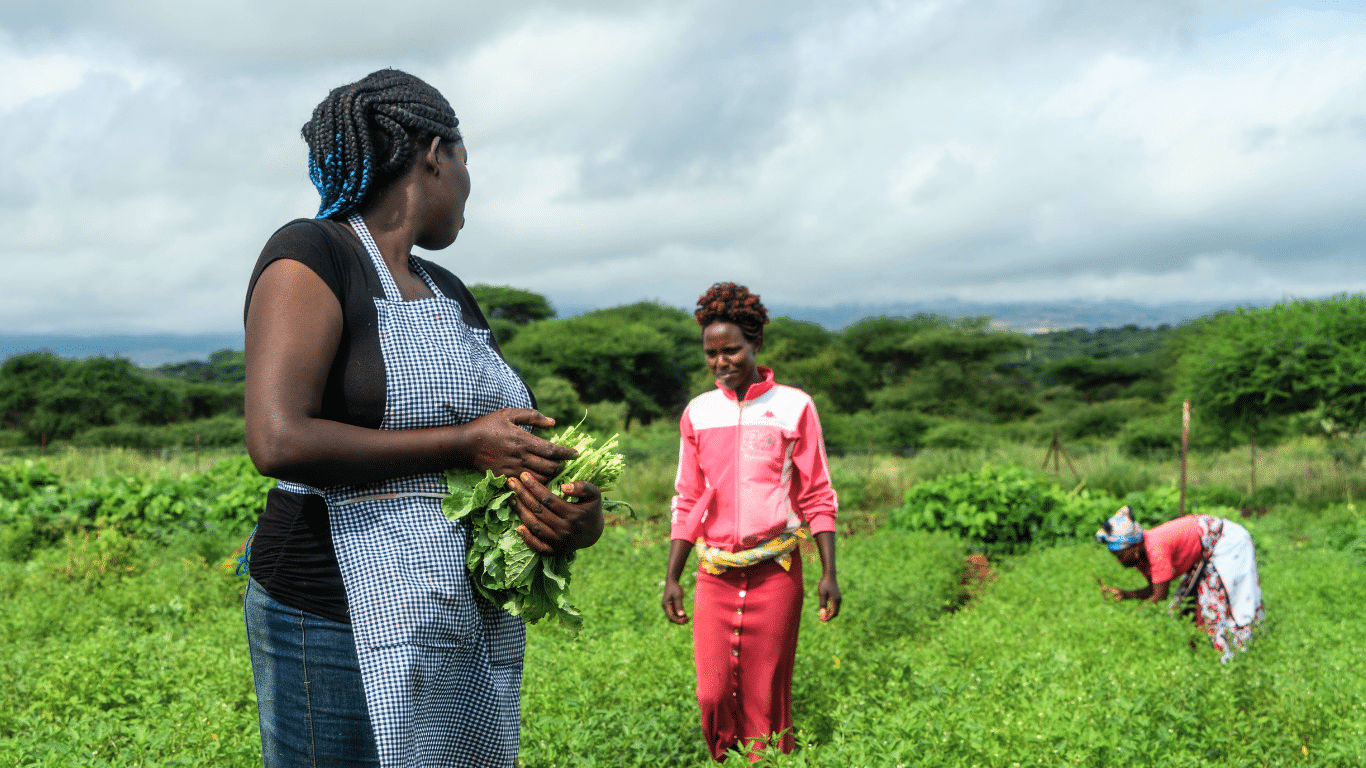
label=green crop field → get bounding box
[1,447,1363,767]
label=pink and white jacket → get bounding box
[670,367,838,551]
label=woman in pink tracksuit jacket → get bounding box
[662,282,841,762]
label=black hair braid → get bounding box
[303,69,460,219]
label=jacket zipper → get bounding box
[733,396,744,547]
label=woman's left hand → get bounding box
[818,574,841,622]
[507,473,604,556]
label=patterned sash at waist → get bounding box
[1170,515,1224,610]
[695,529,809,575]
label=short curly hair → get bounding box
[694,282,768,345]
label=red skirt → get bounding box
[693,550,803,761]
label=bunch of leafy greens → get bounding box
[442,424,626,633]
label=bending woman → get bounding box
[1097,506,1265,663]
[662,283,841,762]
[242,69,602,768]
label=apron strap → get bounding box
[348,213,402,302]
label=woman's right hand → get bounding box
[460,408,578,482]
[662,579,690,625]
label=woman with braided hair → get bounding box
[242,69,603,767]
[662,282,842,761]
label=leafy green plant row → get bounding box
[0,457,270,558]
[3,515,1363,766]
[886,464,1249,555]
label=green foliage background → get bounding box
[6,292,1366,464]
[2,290,1365,765]
[0,453,1364,766]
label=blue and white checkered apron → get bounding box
[278,213,532,767]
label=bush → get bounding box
[984,388,1040,421]
[888,464,1120,555]
[1326,513,1366,555]
[530,376,588,427]
[822,410,932,455]
[0,353,244,443]
[0,455,271,554]
[1086,461,1158,498]
[1061,399,1155,440]
[73,416,246,450]
[1118,416,1179,458]
[1116,485,1240,528]
[920,421,997,450]
[1188,484,1246,508]
[829,460,915,514]
[994,420,1053,445]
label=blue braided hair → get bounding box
[302,69,461,219]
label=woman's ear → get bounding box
[425,135,443,175]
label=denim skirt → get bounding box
[244,577,379,767]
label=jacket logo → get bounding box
[741,431,778,454]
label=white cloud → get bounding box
[1,0,1365,334]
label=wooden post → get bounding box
[1249,430,1257,497]
[195,432,201,473]
[40,432,46,457]
[1179,399,1190,517]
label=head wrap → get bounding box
[1096,506,1144,551]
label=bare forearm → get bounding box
[246,414,472,488]
[1148,579,1170,603]
[813,530,837,578]
[665,539,692,583]
[1115,579,1170,602]
[246,403,569,489]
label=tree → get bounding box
[502,302,701,427]
[1173,295,1366,436]
[761,318,871,413]
[0,351,243,443]
[468,285,555,344]
[468,284,555,324]
[0,352,64,430]
[840,315,1033,421]
[1045,355,1161,403]
[155,349,246,383]
[841,314,958,386]
[23,356,180,441]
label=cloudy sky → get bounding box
[2,0,1364,335]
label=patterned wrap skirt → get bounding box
[693,550,803,761]
[1172,515,1266,663]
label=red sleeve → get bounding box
[670,408,706,541]
[790,399,838,535]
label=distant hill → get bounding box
[767,298,1262,332]
[559,298,1263,332]
[0,333,245,367]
